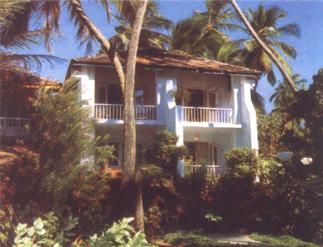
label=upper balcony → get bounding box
[94,103,236,127]
[94,103,160,125]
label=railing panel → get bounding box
[185,165,225,177]
[0,117,29,137]
[94,104,157,121]
[182,106,232,123]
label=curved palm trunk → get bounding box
[123,0,147,231]
[230,0,298,93]
[69,0,125,93]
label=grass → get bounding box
[164,231,258,247]
[250,233,319,247]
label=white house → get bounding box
[66,49,260,176]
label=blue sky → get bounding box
[23,0,323,112]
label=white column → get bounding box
[231,75,258,151]
[72,66,96,166]
[156,71,184,145]
[73,66,95,117]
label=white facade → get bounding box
[70,64,258,176]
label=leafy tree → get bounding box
[284,69,323,173]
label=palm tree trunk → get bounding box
[69,0,125,93]
[230,0,298,93]
[123,0,147,231]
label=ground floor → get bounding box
[95,124,241,176]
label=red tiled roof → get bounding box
[71,49,261,76]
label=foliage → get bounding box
[13,216,152,247]
[250,233,319,247]
[146,130,185,177]
[14,217,60,247]
[257,111,285,156]
[239,4,300,85]
[81,218,152,247]
[2,79,113,242]
[224,148,258,178]
[13,212,78,247]
[283,69,323,173]
[0,1,63,81]
[110,1,172,51]
[171,0,241,62]
[164,231,236,247]
[0,205,15,247]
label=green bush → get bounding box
[224,148,258,178]
[146,130,185,177]
[80,218,152,247]
[13,216,152,247]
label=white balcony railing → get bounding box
[182,106,233,123]
[0,117,29,137]
[95,104,157,121]
[185,165,225,177]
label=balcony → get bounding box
[0,117,29,137]
[94,104,157,122]
[182,106,233,123]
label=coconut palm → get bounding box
[170,0,241,61]
[237,3,300,86]
[270,74,306,110]
[110,1,172,51]
[0,0,63,81]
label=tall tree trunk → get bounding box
[230,0,298,93]
[69,0,147,231]
[69,0,125,93]
[123,0,147,231]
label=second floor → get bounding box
[67,50,260,129]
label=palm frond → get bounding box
[0,52,65,72]
[0,29,51,50]
[277,23,300,38]
[64,0,99,54]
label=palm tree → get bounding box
[170,0,241,61]
[2,0,148,230]
[233,2,299,88]
[270,74,306,110]
[110,1,172,51]
[0,0,63,82]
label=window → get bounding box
[96,87,107,103]
[108,85,122,104]
[186,89,204,107]
[207,91,217,108]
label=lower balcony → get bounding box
[184,164,226,177]
[0,117,29,137]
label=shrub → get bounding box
[224,148,258,178]
[80,218,152,247]
[146,130,185,177]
